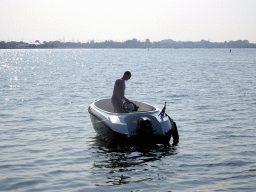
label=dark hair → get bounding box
[124,71,131,77]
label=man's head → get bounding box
[123,71,131,80]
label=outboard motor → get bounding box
[136,117,153,136]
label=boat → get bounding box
[88,99,179,146]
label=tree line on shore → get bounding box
[0,38,255,49]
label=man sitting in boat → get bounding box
[111,71,131,113]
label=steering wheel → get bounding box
[123,101,139,113]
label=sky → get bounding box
[1,0,256,43]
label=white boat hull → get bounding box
[88,99,178,145]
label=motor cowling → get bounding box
[136,117,153,135]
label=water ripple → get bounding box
[0,49,256,191]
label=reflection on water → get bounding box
[88,136,178,186]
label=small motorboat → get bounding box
[88,99,179,145]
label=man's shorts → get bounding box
[111,99,125,113]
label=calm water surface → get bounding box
[0,48,256,191]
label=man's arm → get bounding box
[123,96,129,103]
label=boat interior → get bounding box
[94,99,156,113]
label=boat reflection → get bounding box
[88,136,179,186]
[89,135,178,168]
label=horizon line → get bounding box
[1,38,254,44]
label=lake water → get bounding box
[0,48,255,191]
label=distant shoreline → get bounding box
[1,39,256,49]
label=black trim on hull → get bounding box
[88,106,171,145]
[166,114,179,144]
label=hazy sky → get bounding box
[1,0,256,43]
